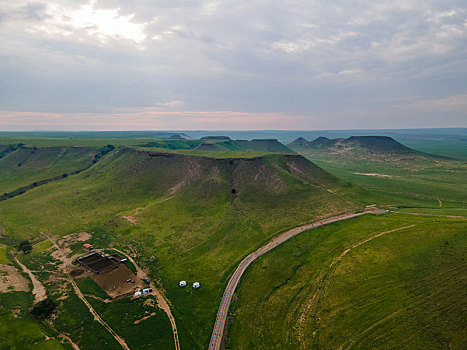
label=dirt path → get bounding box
[69,276,130,350]
[14,257,46,303]
[296,224,415,348]
[111,248,180,350]
[209,211,368,350]
[45,233,130,350]
[391,211,466,219]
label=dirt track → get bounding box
[14,257,46,303]
[111,248,180,350]
[209,211,368,350]
[69,276,130,350]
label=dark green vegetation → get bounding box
[18,240,33,254]
[31,299,57,319]
[229,214,466,349]
[0,292,69,349]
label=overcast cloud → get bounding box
[0,0,466,130]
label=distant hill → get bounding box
[141,138,295,154]
[290,136,417,156]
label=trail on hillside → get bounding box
[14,256,46,303]
[296,224,415,349]
[209,211,369,350]
[111,248,180,350]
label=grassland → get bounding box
[229,213,466,349]
[0,146,97,194]
[0,146,353,348]
[0,291,70,349]
[0,133,465,349]
[290,141,467,214]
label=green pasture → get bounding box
[229,213,467,349]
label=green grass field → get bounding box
[0,292,70,349]
[229,213,466,349]
[0,145,352,348]
[0,133,465,349]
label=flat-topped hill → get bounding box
[140,137,295,154]
[290,135,417,156]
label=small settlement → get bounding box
[74,250,148,299]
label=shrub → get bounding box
[31,299,56,319]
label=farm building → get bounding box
[193,282,200,289]
[83,243,93,250]
[179,280,187,287]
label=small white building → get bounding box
[193,282,200,289]
[142,288,152,294]
[179,280,187,287]
[134,291,142,297]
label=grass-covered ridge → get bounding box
[0,146,355,349]
[0,146,98,194]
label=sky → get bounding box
[0,0,466,131]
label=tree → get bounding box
[31,299,56,319]
[18,240,32,254]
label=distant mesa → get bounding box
[200,136,232,140]
[289,135,416,156]
[140,137,295,154]
[152,132,189,139]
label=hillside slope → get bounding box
[0,147,356,349]
[0,146,98,194]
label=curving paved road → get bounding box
[208,211,368,350]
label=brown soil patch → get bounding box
[134,312,156,324]
[14,257,47,303]
[354,172,396,178]
[0,264,30,292]
[89,265,139,298]
[144,298,156,307]
[57,232,92,248]
[70,269,84,277]
[169,180,186,195]
[123,216,138,225]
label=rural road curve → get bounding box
[208,211,368,350]
[112,248,181,350]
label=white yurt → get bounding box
[179,280,187,287]
[193,282,200,289]
[134,291,142,297]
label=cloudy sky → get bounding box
[0,0,466,130]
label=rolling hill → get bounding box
[0,146,356,349]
